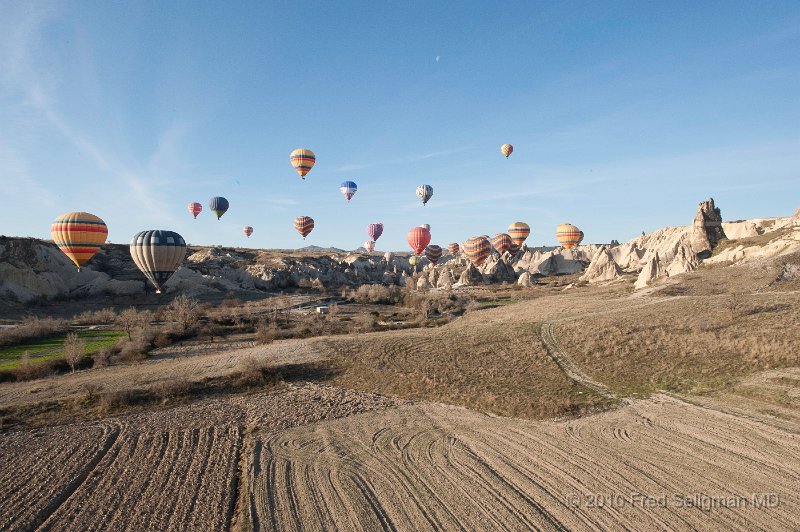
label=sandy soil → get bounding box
[246,395,799,531]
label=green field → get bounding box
[0,330,126,371]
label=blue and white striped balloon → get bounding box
[340,181,357,201]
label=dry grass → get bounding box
[0,317,68,347]
[558,291,800,394]
[322,313,615,420]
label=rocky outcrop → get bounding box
[480,255,517,284]
[665,244,699,277]
[634,252,665,290]
[690,198,726,258]
[416,276,432,290]
[455,264,483,287]
[579,247,622,284]
[517,271,535,287]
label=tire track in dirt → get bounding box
[540,322,615,397]
[248,399,800,530]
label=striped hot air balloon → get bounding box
[340,181,357,201]
[416,184,433,206]
[294,216,314,239]
[188,202,202,219]
[463,236,492,267]
[290,148,316,179]
[447,242,460,256]
[363,240,375,253]
[508,222,530,249]
[491,233,513,255]
[407,226,431,255]
[556,223,582,249]
[367,223,383,242]
[50,212,108,271]
[243,226,253,238]
[425,245,443,265]
[209,197,229,220]
[500,143,513,158]
[129,230,186,294]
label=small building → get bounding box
[316,306,329,315]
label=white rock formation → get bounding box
[635,252,665,290]
[579,247,623,284]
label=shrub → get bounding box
[152,332,174,349]
[92,348,114,368]
[163,294,200,334]
[235,358,283,387]
[116,307,152,340]
[150,378,192,400]
[97,389,146,411]
[255,322,278,345]
[62,332,86,373]
[72,308,117,325]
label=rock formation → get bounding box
[690,197,726,258]
[634,252,665,290]
[579,247,623,284]
[517,271,535,287]
[455,264,483,287]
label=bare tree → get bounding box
[116,307,150,340]
[164,295,200,334]
[725,292,745,319]
[63,332,85,373]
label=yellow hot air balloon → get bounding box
[50,212,108,271]
[556,223,582,249]
[508,222,530,249]
[500,143,513,158]
[290,148,316,179]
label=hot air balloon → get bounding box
[363,240,375,253]
[508,222,530,249]
[294,216,314,239]
[367,223,384,242]
[290,148,316,179]
[556,223,582,249]
[409,255,419,266]
[407,226,431,255]
[425,245,443,265]
[463,236,491,267]
[129,230,187,294]
[447,242,460,256]
[419,223,430,231]
[243,226,253,238]
[416,184,433,206]
[339,181,357,201]
[209,197,229,220]
[491,233,513,255]
[578,231,585,245]
[188,202,202,219]
[500,143,513,158]
[50,212,108,272]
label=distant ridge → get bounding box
[296,245,347,253]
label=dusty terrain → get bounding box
[1,252,799,530]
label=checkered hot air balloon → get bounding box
[290,148,316,179]
[188,202,202,219]
[416,184,433,206]
[209,197,229,220]
[556,223,582,249]
[294,216,314,239]
[500,144,513,158]
[491,233,513,255]
[50,212,108,272]
[425,245,443,265]
[129,230,187,294]
[463,236,492,267]
[367,223,383,242]
[407,226,431,255]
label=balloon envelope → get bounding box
[556,223,582,249]
[129,230,186,293]
[425,245,443,265]
[340,181,357,201]
[367,223,384,241]
[447,242,460,256]
[407,226,431,255]
[491,233,513,255]
[416,184,433,205]
[188,202,202,219]
[243,226,253,237]
[409,256,419,266]
[384,252,393,262]
[463,236,491,267]
[209,197,229,220]
[294,216,315,239]
[363,240,375,253]
[500,143,513,158]
[50,212,108,271]
[508,222,530,248]
[290,148,316,179]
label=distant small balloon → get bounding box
[500,143,513,158]
[243,226,253,238]
[188,202,202,219]
[416,184,433,206]
[447,242,460,256]
[425,245,443,265]
[363,240,375,253]
[290,148,316,179]
[340,181,357,201]
[463,236,491,267]
[556,223,582,249]
[407,226,431,255]
[294,216,315,239]
[367,223,384,242]
[491,233,513,255]
[209,197,229,220]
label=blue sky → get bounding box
[1,1,798,251]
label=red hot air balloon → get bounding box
[243,226,253,238]
[188,202,202,219]
[363,240,375,253]
[407,226,431,255]
[294,216,315,239]
[463,236,492,267]
[447,242,460,256]
[425,245,443,265]
[367,223,384,242]
[491,233,513,255]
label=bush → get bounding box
[92,348,114,368]
[97,389,147,411]
[72,308,117,325]
[197,322,224,341]
[62,332,86,373]
[116,307,151,340]
[255,322,278,345]
[115,341,149,363]
[0,317,68,347]
[235,358,283,387]
[152,332,174,349]
[163,295,200,334]
[150,378,192,401]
